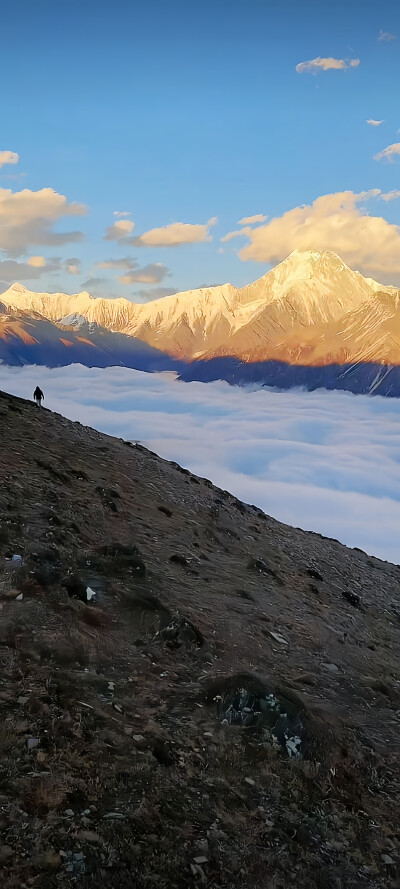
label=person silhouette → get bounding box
[33,386,44,407]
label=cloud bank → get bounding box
[0,255,81,283]
[2,364,400,565]
[0,187,86,257]
[227,190,400,279]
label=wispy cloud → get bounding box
[296,57,360,74]
[130,218,218,247]
[226,189,400,279]
[0,150,19,169]
[65,258,81,275]
[378,29,397,42]
[113,210,131,217]
[374,142,400,162]
[118,262,169,285]
[238,214,267,225]
[380,190,400,202]
[366,119,384,127]
[96,257,137,270]
[221,226,253,244]
[3,364,400,564]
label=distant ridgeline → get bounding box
[1,249,400,397]
[179,358,399,397]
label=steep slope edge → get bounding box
[0,390,399,889]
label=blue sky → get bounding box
[1,0,399,298]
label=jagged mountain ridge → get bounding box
[2,250,399,365]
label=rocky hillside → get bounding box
[0,390,399,889]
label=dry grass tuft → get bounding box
[20,773,68,816]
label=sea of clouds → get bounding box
[2,363,400,564]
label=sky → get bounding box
[0,0,399,301]
[3,363,400,565]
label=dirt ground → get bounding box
[0,388,399,889]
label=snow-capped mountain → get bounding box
[1,250,397,366]
[0,303,180,372]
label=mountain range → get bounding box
[2,250,400,396]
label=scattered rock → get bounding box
[306,566,323,581]
[342,589,361,607]
[158,505,172,517]
[63,572,87,602]
[381,854,395,865]
[270,631,289,645]
[169,553,188,567]
[247,557,283,585]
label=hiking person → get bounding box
[33,386,44,407]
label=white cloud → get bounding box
[118,262,169,285]
[374,142,400,162]
[366,119,384,126]
[105,219,135,241]
[0,187,86,257]
[3,364,400,564]
[238,214,267,225]
[296,57,360,74]
[113,210,131,217]
[229,189,400,279]
[0,151,19,169]
[131,218,218,247]
[378,29,397,42]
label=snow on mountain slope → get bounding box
[0,303,180,371]
[1,251,397,363]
